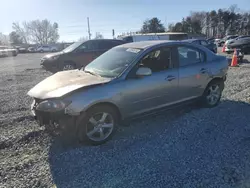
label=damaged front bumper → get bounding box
[31,100,76,134]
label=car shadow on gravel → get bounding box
[48,100,250,188]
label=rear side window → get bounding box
[78,40,98,51]
[192,40,200,45]
[177,46,205,67]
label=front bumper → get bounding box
[31,99,75,133]
[40,59,59,73]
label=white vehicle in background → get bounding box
[225,35,250,53]
[0,46,18,57]
[118,32,188,42]
[36,45,58,53]
[214,39,221,45]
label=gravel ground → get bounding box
[1,51,250,188]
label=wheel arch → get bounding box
[206,77,225,90]
[85,102,122,122]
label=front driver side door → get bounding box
[121,46,179,117]
[72,40,98,68]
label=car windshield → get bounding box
[84,47,141,78]
[62,41,83,53]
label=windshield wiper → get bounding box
[84,70,100,77]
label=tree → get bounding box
[94,32,104,39]
[12,19,59,44]
[141,17,165,33]
[12,22,29,44]
[25,19,59,44]
[167,5,250,38]
[78,36,88,41]
[0,33,9,45]
[9,31,23,44]
[171,22,183,32]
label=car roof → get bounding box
[89,39,124,42]
[182,39,200,43]
[118,40,185,49]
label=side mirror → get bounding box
[136,67,152,77]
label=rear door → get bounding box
[176,45,210,101]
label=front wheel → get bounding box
[201,80,224,108]
[77,105,118,145]
[63,63,76,71]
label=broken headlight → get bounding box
[36,100,71,112]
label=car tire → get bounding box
[62,62,76,71]
[77,105,118,145]
[201,80,224,108]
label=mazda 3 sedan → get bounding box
[28,40,228,145]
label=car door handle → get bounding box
[165,75,176,81]
[200,68,207,74]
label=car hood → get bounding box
[43,51,64,59]
[27,70,112,99]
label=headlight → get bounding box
[36,100,71,112]
[50,55,59,60]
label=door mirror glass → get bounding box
[136,67,152,77]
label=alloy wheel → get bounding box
[86,112,114,142]
[63,64,75,70]
[206,84,221,106]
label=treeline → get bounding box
[168,5,250,37]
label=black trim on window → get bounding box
[126,46,175,79]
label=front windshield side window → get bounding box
[84,47,141,78]
[62,42,82,53]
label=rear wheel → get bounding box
[77,105,118,145]
[201,80,224,108]
[12,51,17,56]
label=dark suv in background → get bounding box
[183,39,217,53]
[40,39,126,73]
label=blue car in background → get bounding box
[182,39,217,53]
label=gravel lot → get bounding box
[1,50,250,188]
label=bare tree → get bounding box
[25,19,59,44]
[12,22,29,44]
[0,33,9,45]
[78,36,88,41]
[94,32,104,39]
[12,19,59,44]
[9,31,23,44]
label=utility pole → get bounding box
[87,17,91,39]
[112,29,115,39]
